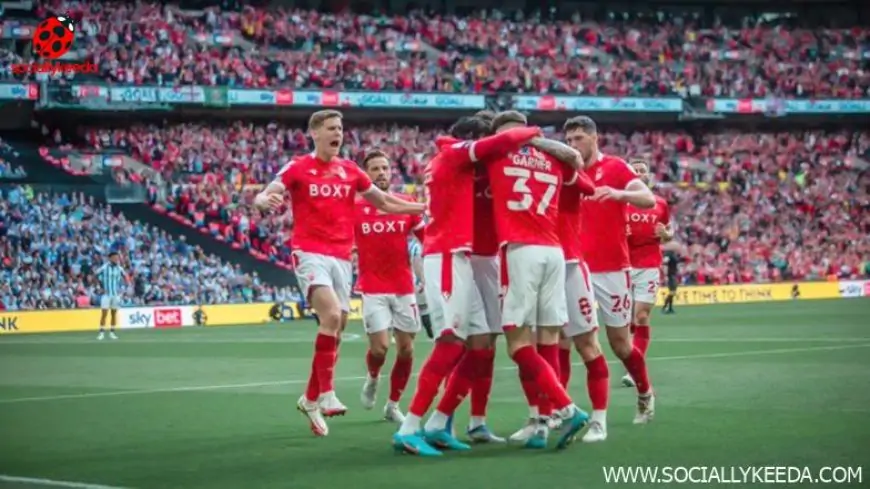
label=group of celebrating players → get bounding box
[253,108,673,457]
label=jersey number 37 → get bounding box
[505,167,558,215]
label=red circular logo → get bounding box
[32,16,75,60]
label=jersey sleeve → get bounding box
[611,159,641,190]
[276,160,296,188]
[441,140,479,167]
[353,164,374,193]
[661,199,671,225]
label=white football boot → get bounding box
[360,375,378,410]
[297,395,328,437]
[633,391,655,424]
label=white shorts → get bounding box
[100,295,121,310]
[470,254,501,335]
[500,244,567,329]
[423,252,487,340]
[631,268,661,305]
[292,251,353,312]
[591,270,632,328]
[564,261,599,337]
[361,294,420,335]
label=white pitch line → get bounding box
[0,475,128,489]
[0,343,867,405]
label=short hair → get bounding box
[491,110,528,131]
[563,116,597,134]
[474,110,496,123]
[362,150,389,169]
[629,158,649,168]
[308,110,342,131]
[448,116,490,140]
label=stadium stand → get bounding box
[5,1,868,97]
[0,185,302,310]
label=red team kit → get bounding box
[260,110,670,457]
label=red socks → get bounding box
[512,345,572,411]
[389,354,413,403]
[632,324,651,355]
[306,333,338,402]
[407,341,465,417]
[622,347,652,394]
[365,349,386,378]
[559,347,572,388]
[585,354,610,410]
[470,348,495,418]
[518,362,539,410]
[536,344,560,416]
[435,348,489,415]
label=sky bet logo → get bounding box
[129,312,152,327]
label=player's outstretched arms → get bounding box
[528,138,582,171]
[253,181,286,211]
[362,187,426,215]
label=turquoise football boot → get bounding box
[392,432,443,457]
[555,407,590,450]
[424,429,471,451]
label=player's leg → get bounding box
[415,287,434,339]
[598,271,655,424]
[422,259,492,451]
[383,294,419,423]
[565,261,608,442]
[361,295,392,411]
[393,253,469,456]
[532,247,590,448]
[97,295,109,340]
[109,300,119,340]
[504,245,587,450]
[624,269,657,387]
[663,276,677,314]
[465,256,503,443]
[293,252,343,436]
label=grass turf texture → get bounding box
[0,299,868,489]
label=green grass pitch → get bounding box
[0,299,868,489]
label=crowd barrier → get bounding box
[0,282,864,335]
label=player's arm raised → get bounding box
[446,126,543,166]
[528,138,582,171]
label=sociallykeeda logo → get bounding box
[12,15,96,76]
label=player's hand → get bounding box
[591,186,625,202]
[254,193,283,211]
[655,223,668,239]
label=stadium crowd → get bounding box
[0,185,302,311]
[68,122,870,286]
[12,1,870,98]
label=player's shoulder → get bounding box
[278,154,309,173]
[655,194,668,206]
[601,154,633,171]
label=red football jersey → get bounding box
[355,194,423,295]
[276,153,373,260]
[558,182,583,262]
[472,166,499,256]
[422,137,478,255]
[628,195,670,269]
[488,145,576,247]
[579,153,642,272]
